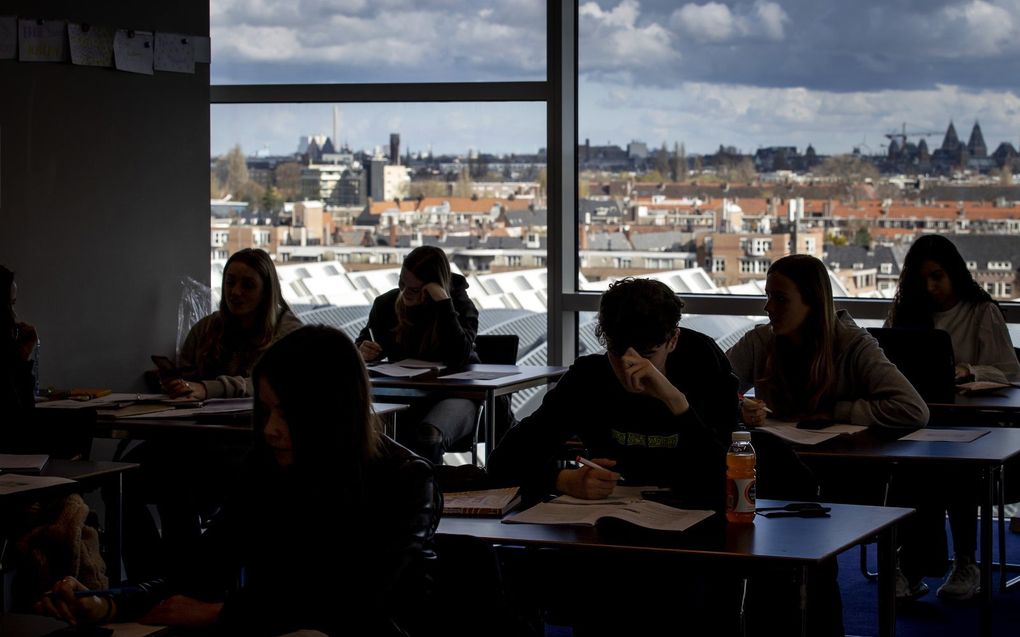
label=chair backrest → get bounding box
[473,334,520,365]
[866,327,956,402]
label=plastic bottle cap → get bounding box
[732,431,752,442]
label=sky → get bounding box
[210,0,1020,159]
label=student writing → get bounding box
[356,245,479,463]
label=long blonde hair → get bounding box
[394,246,452,356]
[200,249,290,371]
[763,254,837,414]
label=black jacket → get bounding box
[120,436,440,637]
[357,273,478,367]
[487,328,738,510]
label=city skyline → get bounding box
[211,0,1020,158]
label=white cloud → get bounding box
[670,3,736,42]
[754,1,790,41]
[579,0,680,76]
[669,1,789,43]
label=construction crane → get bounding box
[884,122,942,147]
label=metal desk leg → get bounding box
[798,565,810,637]
[878,525,897,637]
[980,467,993,637]
[106,473,124,585]
[483,390,497,463]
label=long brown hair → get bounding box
[763,254,837,414]
[252,325,380,485]
[201,249,291,367]
[394,246,452,356]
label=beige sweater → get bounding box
[179,309,303,398]
[727,311,930,428]
[931,301,1019,383]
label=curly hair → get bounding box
[596,278,684,355]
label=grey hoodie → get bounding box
[727,310,929,428]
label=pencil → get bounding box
[575,455,621,478]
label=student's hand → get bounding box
[15,322,38,362]
[555,458,620,499]
[954,364,974,382]
[741,398,767,428]
[619,348,690,415]
[423,282,450,302]
[140,595,223,627]
[163,378,207,401]
[359,340,383,362]
[34,576,110,626]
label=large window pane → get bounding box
[576,0,1020,306]
[210,102,548,364]
[210,1,546,84]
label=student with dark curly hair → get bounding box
[488,277,740,636]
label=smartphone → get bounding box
[151,354,183,382]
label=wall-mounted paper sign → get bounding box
[113,29,153,75]
[69,23,115,67]
[19,19,66,62]
[192,36,210,64]
[0,16,16,60]
[154,32,194,73]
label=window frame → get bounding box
[211,1,1020,366]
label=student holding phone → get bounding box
[40,326,439,637]
[123,249,302,580]
[163,248,302,400]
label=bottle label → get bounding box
[726,478,756,513]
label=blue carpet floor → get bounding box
[841,519,1020,637]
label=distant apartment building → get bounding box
[821,244,900,296]
[698,229,824,287]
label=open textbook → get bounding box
[504,486,714,532]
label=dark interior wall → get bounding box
[0,2,210,390]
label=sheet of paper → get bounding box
[154,32,194,73]
[0,16,16,59]
[899,429,990,443]
[123,398,253,419]
[104,622,170,637]
[68,23,115,66]
[438,370,517,381]
[505,500,713,532]
[19,19,66,62]
[394,359,445,369]
[0,454,49,471]
[370,364,432,378]
[114,29,154,75]
[759,421,843,445]
[0,473,74,495]
[192,36,211,63]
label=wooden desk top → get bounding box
[438,499,910,565]
[796,427,1020,465]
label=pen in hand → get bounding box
[575,456,623,481]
